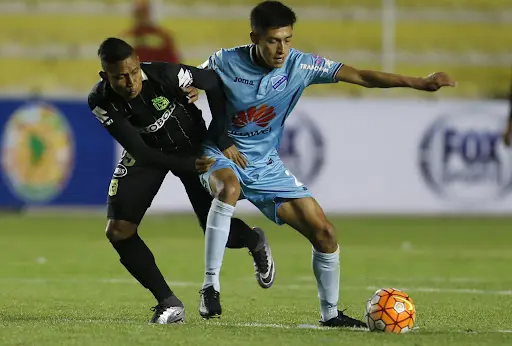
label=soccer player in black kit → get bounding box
[87,38,276,324]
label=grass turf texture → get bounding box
[1,214,511,345]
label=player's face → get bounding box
[252,26,293,69]
[102,54,143,99]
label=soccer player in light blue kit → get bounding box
[198,1,455,327]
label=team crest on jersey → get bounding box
[232,105,275,129]
[271,74,288,92]
[312,54,323,65]
[324,58,335,68]
[151,96,170,111]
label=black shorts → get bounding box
[107,151,212,226]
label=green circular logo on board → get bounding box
[1,103,74,203]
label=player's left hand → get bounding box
[195,156,216,173]
[223,145,247,169]
[182,87,199,103]
[421,72,456,92]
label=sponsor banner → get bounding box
[0,99,116,207]
[143,98,511,214]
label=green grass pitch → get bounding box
[1,213,511,345]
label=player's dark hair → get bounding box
[97,37,134,64]
[250,1,297,33]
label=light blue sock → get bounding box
[312,245,340,322]
[202,199,234,292]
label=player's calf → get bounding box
[199,168,242,316]
[107,219,185,323]
[279,199,366,327]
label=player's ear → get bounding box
[99,71,107,80]
[250,31,258,44]
[132,53,140,64]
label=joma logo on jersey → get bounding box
[138,102,176,133]
[300,64,329,73]
[232,105,275,129]
[151,96,170,111]
[233,77,254,86]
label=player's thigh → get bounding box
[179,173,214,230]
[246,164,311,223]
[277,197,338,252]
[107,152,168,226]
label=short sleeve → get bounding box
[87,83,114,127]
[296,51,343,86]
[199,49,225,71]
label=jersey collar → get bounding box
[141,69,148,81]
[249,44,257,64]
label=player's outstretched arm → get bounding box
[335,65,455,91]
[91,105,213,174]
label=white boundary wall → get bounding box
[113,97,512,215]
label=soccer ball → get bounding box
[364,288,416,333]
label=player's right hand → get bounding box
[223,145,247,169]
[195,156,215,173]
[182,87,199,104]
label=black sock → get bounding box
[160,295,183,308]
[111,234,174,303]
[228,218,261,251]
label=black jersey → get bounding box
[87,62,232,174]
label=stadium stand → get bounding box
[0,0,510,98]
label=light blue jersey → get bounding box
[200,45,343,223]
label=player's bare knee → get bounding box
[218,181,240,205]
[106,219,138,243]
[312,221,338,253]
[210,170,240,205]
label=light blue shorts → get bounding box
[200,146,312,225]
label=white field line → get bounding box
[2,315,509,334]
[203,322,512,334]
[1,277,511,296]
[201,322,512,334]
[1,278,510,333]
[295,275,510,284]
[211,322,359,331]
